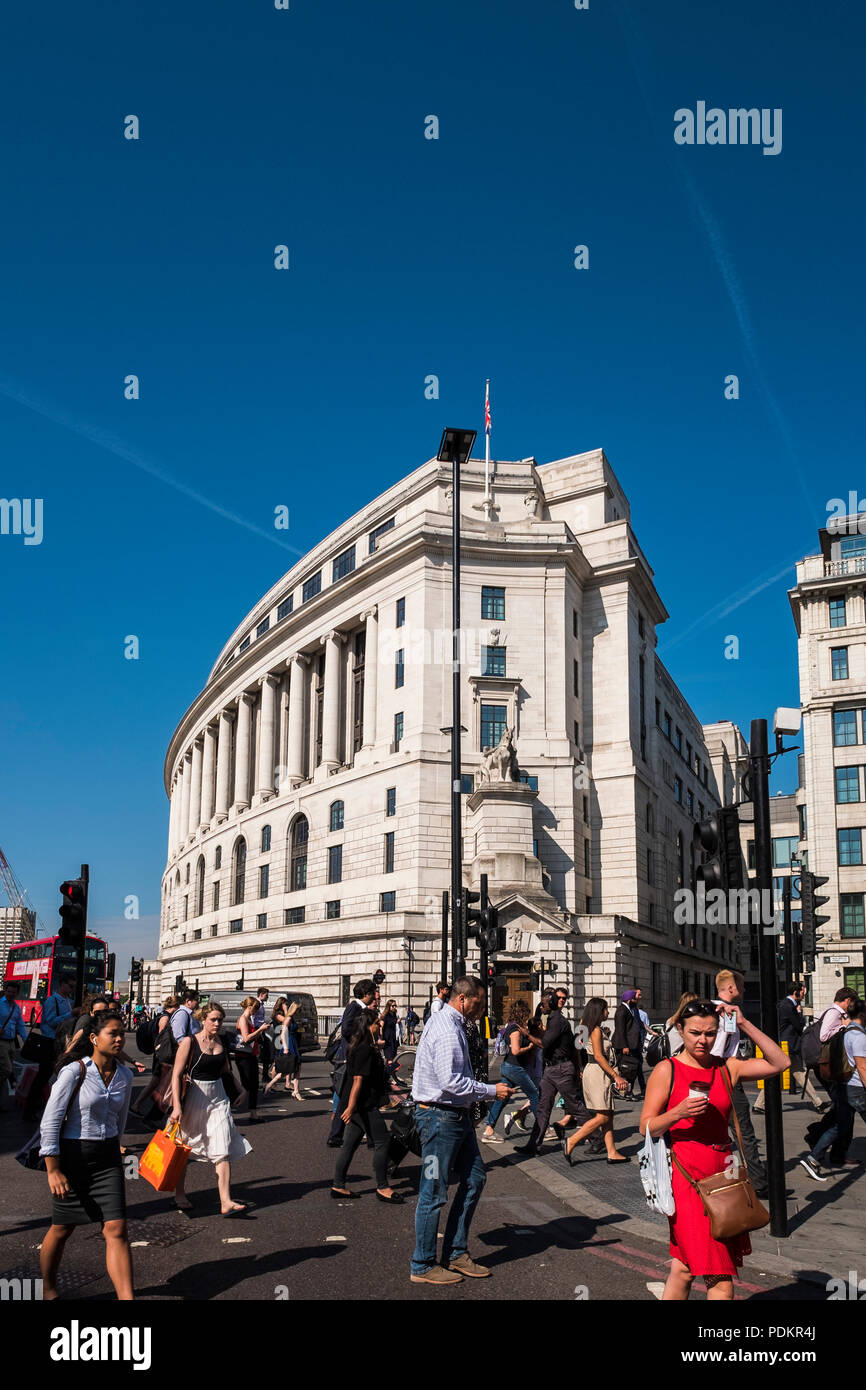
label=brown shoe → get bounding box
[447,1253,491,1278]
[410,1265,463,1285]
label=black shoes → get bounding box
[376,1190,404,1204]
[326,1138,343,1149]
[331,1188,360,1199]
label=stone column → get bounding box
[214,710,233,822]
[200,724,217,827]
[233,693,253,812]
[256,675,278,799]
[361,606,378,748]
[188,739,203,839]
[320,631,345,770]
[168,778,178,856]
[286,654,309,787]
[178,752,191,845]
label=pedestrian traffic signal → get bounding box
[529,971,540,990]
[800,872,830,972]
[486,965,496,983]
[693,806,744,893]
[58,877,88,947]
[130,958,142,984]
[463,887,482,948]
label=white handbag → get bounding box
[638,1128,675,1217]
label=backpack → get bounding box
[820,1025,865,1084]
[136,1016,159,1056]
[324,1022,343,1064]
[800,1010,829,1071]
[422,1000,432,1024]
[493,1026,510,1058]
[646,1030,672,1069]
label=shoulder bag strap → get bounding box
[719,1061,748,1177]
[59,1060,88,1137]
[0,1001,14,1035]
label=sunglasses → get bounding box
[681,1000,719,1018]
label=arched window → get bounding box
[329,801,344,833]
[261,824,271,853]
[291,816,309,892]
[233,838,247,906]
[196,856,205,917]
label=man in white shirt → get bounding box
[429,982,449,1015]
[804,987,860,1166]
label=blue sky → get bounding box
[1,0,861,964]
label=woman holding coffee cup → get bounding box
[639,998,786,1301]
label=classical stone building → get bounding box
[160,448,739,1019]
[789,516,866,1005]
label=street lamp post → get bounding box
[437,427,476,983]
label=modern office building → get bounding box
[0,905,36,983]
[160,448,738,1018]
[789,515,866,1004]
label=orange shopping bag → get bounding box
[139,1121,191,1193]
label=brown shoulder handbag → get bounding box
[671,1063,770,1240]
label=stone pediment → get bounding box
[492,891,575,953]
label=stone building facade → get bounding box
[789,517,866,1005]
[160,448,738,1019]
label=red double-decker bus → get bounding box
[4,935,108,1024]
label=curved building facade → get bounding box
[161,448,739,1020]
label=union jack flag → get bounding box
[485,383,491,436]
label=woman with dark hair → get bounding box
[38,1012,134,1299]
[380,999,399,1067]
[640,998,787,1301]
[481,999,542,1142]
[563,997,629,1164]
[264,999,303,1100]
[132,995,180,1115]
[332,1010,403,1203]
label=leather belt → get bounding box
[416,1101,468,1113]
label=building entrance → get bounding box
[492,961,533,1027]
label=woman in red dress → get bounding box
[640,998,787,1300]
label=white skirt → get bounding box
[180,1078,251,1165]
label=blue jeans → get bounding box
[812,1084,865,1161]
[411,1105,486,1274]
[487,1061,540,1129]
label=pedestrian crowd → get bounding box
[1,964,863,1302]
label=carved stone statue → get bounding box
[478,725,520,784]
[523,490,540,518]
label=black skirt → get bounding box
[52,1138,126,1226]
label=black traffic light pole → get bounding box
[450,449,464,984]
[441,891,449,985]
[750,720,787,1237]
[782,877,793,986]
[75,864,88,1009]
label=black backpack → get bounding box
[422,1000,433,1023]
[324,1022,343,1063]
[800,1011,828,1071]
[135,1016,158,1056]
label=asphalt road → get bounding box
[0,1049,820,1303]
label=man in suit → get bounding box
[326,979,376,1147]
[753,981,825,1113]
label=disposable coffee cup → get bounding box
[688,1080,711,1100]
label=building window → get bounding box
[239,636,250,653]
[261,825,271,852]
[830,598,847,628]
[838,828,863,866]
[302,570,322,603]
[799,804,808,839]
[747,840,755,871]
[655,699,661,727]
[395,649,405,688]
[368,516,395,553]
[257,912,267,930]
[573,659,579,697]
[698,801,704,821]
[333,545,356,582]
[314,652,325,766]
[461,773,475,794]
[394,712,403,749]
[196,857,205,917]
[583,795,589,821]
[229,919,243,934]
[481,586,505,620]
[193,928,202,941]
[836,767,861,803]
[212,881,220,910]
[383,832,395,874]
[686,741,692,767]
[646,849,653,884]
[291,817,309,891]
[586,895,592,913]
[772,836,800,868]
[185,863,190,884]
[183,895,188,921]
[664,711,672,739]
[574,720,580,747]
[573,609,579,638]
[687,789,694,816]
[352,631,365,753]
[638,612,645,638]
[210,924,218,937]
[584,838,591,878]
[277,595,293,622]
[831,647,849,680]
[329,801,344,832]
[396,597,405,628]
[259,864,269,897]
[256,617,270,638]
[834,709,860,746]
[381,891,396,913]
[517,771,539,790]
[648,902,655,926]
[232,839,246,906]
[674,777,682,804]
[480,703,507,751]
[328,844,343,884]
[676,831,685,888]
[326,900,341,920]
[483,645,506,676]
[840,894,865,938]
[646,804,654,834]
[675,727,683,754]
[385,787,396,816]
[214,845,222,870]
[285,906,305,925]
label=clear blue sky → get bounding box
[1,0,862,965]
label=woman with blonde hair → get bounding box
[233,996,269,1121]
[171,1001,251,1217]
[265,998,303,1100]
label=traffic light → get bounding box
[529,971,540,990]
[479,880,506,954]
[130,958,142,984]
[693,806,745,893]
[59,877,88,947]
[800,872,830,973]
[106,953,116,987]
[486,965,496,985]
[463,888,482,950]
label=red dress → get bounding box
[666,1057,751,1277]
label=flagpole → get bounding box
[484,378,490,507]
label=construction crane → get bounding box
[0,844,37,935]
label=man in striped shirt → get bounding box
[410,976,513,1285]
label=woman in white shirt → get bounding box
[38,1011,133,1300]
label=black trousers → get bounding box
[334,1103,389,1189]
[259,1033,274,1083]
[233,1052,259,1111]
[730,1079,767,1192]
[527,1062,591,1152]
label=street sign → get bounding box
[373,969,385,984]
[823,954,850,964]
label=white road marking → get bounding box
[325,1236,347,1243]
[130,1241,149,1248]
[222,1237,252,1244]
[646,1281,666,1300]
